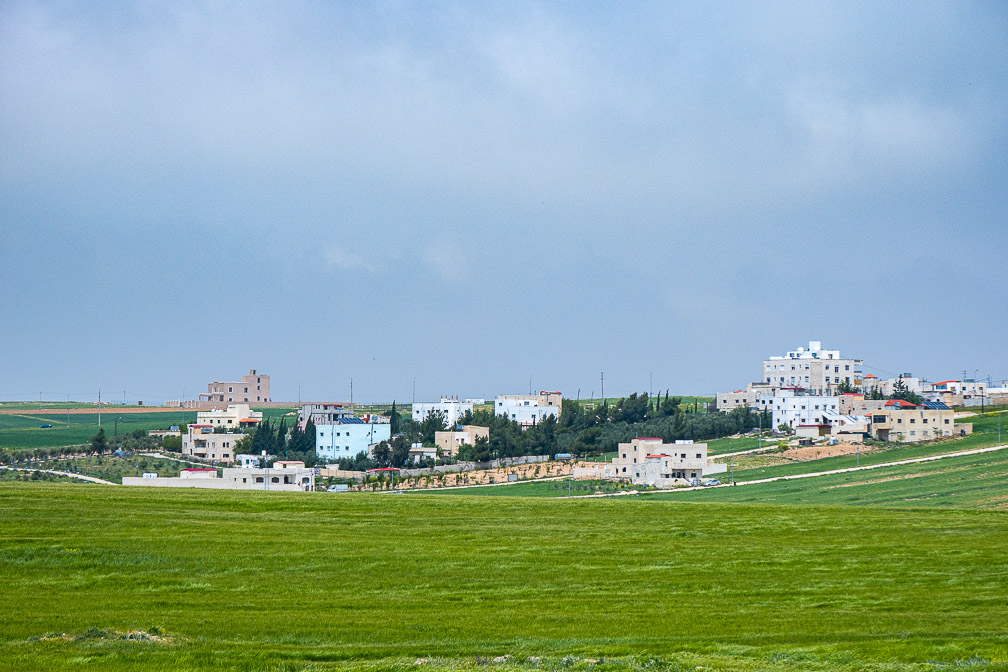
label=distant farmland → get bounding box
[0,408,295,450]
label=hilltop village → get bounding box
[84,341,1003,493]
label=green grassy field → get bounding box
[1,484,1007,671]
[706,435,766,455]
[0,408,296,450]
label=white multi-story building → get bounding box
[495,391,562,428]
[195,404,262,429]
[316,418,391,462]
[762,341,862,395]
[411,398,473,427]
[766,388,841,430]
[929,380,987,398]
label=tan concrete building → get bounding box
[200,369,270,404]
[182,425,243,463]
[604,437,726,488]
[435,425,490,457]
[196,404,262,429]
[867,400,956,442]
[716,382,776,412]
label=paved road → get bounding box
[0,465,117,485]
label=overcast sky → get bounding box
[1,1,1006,404]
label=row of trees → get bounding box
[351,394,770,467]
[243,417,318,465]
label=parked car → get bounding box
[703,479,721,487]
[39,424,52,429]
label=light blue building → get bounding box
[316,417,391,462]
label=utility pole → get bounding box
[98,389,101,427]
[350,378,353,408]
[67,391,70,428]
[601,372,604,407]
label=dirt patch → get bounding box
[32,628,174,644]
[776,442,870,461]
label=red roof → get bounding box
[864,374,877,378]
[646,454,673,459]
[885,399,917,408]
[239,418,260,423]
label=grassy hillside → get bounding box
[656,447,1008,509]
[1,484,1006,671]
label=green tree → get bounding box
[836,379,859,394]
[672,406,686,439]
[420,409,447,445]
[91,428,107,453]
[372,441,391,468]
[390,434,411,468]
[389,401,400,435]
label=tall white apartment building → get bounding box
[767,388,841,430]
[763,341,862,394]
[411,397,474,427]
